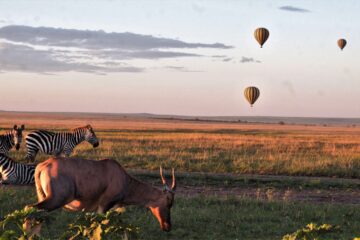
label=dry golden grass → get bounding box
[1,111,359,177]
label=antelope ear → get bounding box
[13,125,18,130]
[21,125,25,130]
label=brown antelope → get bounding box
[32,157,176,232]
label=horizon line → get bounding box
[1,109,360,120]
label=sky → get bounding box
[0,0,360,117]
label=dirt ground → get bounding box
[176,185,360,204]
[3,182,359,205]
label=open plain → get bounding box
[0,111,359,239]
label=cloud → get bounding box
[279,5,310,13]
[0,25,233,73]
[212,55,227,58]
[0,42,143,73]
[0,25,232,50]
[239,56,260,63]
[98,49,201,60]
[165,66,185,70]
[0,19,10,24]
[222,57,232,62]
[282,81,296,95]
[212,56,260,64]
[164,66,203,72]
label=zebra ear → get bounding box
[13,125,18,130]
[21,125,25,130]
[86,124,92,129]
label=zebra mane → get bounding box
[72,125,91,132]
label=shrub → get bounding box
[63,208,139,240]
[0,206,48,240]
[0,207,139,240]
[282,223,340,240]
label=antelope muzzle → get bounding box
[162,222,171,232]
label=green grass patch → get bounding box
[0,187,359,240]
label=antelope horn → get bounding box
[159,166,167,186]
[171,168,176,191]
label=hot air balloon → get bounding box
[244,86,260,107]
[337,39,347,50]
[254,28,269,48]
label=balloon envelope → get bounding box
[337,39,347,50]
[254,28,269,48]
[244,86,260,106]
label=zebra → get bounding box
[0,153,35,185]
[25,125,99,161]
[0,125,25,155]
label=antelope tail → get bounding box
[35,170,46,201]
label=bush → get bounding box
[63,208,139,240]
[0,206,48,240]
[0,207,139,240]
[282,223,340,240]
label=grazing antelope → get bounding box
[33,157,176,232]
[25,125,99,161]
[0,125,25,155]
[0,153,36,185]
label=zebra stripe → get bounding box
[25,125,99,161]
[0,153,35,185]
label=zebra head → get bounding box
[84,125,99,148]
[12,125,25,150]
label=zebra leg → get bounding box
[1,173,17,185]
[63,147,73,158]
[0,179,9,185]
[26,148,39,162]
[54,152,62,158]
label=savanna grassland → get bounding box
[0,111,359,239]
[3,111,360,177]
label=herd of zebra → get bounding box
[0,124,99,185]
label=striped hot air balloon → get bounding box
[337,39,347,50]
[244,86,260,107]
[254,28,269,48]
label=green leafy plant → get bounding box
[282,223,341,240]
[0,206,48,240]
[63,208,139,240]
